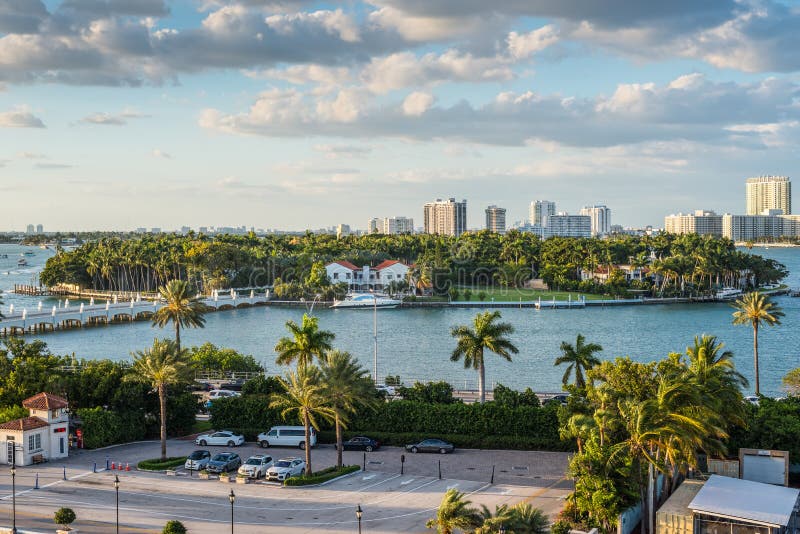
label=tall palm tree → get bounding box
[732,291,784,395]
[451,311,518,403]
[554,334,603,389]
[507,503,549,534]
[128,338,192,461]
[270,367,335,476]
[319,350,376,468]
[426,489,481,534]
[275,314,335,369]
[151,279,209,353]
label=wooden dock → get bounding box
[13,284,50,296]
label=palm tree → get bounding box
[450,311,518,403]
[732,291,784,395]
[319,350,376,468]
[275,314,335,370]
[151,279,209,353]
[426,489,481,534]
[270,367,335,476]
[128,338,192,461]
[507,503,549,534]
[554,334,603,389]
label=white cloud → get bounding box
[0,106,45,128]
[507,25,560,59]
[313,144,372,158]
[152,149,171,158]
[80,109,149,126]
[402,91,434,116]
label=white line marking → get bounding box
[400,478,415,485]
[362,474,376,481]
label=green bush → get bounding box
[54,507,76,528]
[0,405,28,424]
[317,430,572,451]
[284,465,360,486]
[162,520,188,534]
[397,382,457,404]
[138,457,187,471]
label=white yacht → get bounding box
[715,287,743,300]
[17,257,28,267]
[332,292,401,309]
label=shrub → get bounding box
[0,405,28,424]
[317,430,572,452]
[54,507,76,529]
[138,457,187,471]
[284,465,360,486]
[477,291,487,301]
[397,382,457,404]
[163,520,188,534]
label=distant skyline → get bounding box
[1,0,799,231]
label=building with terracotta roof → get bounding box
[325,260,410,291]
[2,392,70,466]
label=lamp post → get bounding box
[499,525,506,534]
[10,463,17,534]
[229,489,235,534]
[356,504,363,534]
[372,294,378,384]
[114,474,120,534]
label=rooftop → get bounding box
[689,475,800,527]
[22,392,69,410]
[0,416,50,431]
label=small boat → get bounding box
[332,292,401,309]
[715,287,743,300]
[17,258,28,267]
[0,254,7,259]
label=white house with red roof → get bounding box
[1,392,70,466]
[325,260,410,291]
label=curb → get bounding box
[283,468,363,489]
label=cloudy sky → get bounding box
[1,0,798,231]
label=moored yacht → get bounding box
[332,292,401,309]
[715,287,743,300]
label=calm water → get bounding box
[1,244,799,396]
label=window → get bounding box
[346,273,351,279]
[28,433,41,451]
[333,273,339,280]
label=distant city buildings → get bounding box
[544,213,592,238]
[723,213,800,241]
[664,210,723,236]
[423,198,467,236]
[25,224,34,235]
[746,176,791,215]
[368,216,414,235]
[336,224,351,238]
[36,224,43,234]
[529,200,556,226]
[485,205,506,234]
[579,205,611,236]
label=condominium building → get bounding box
[530,200,556,226]
[543,213,592,238]
[579,205,611,236]
[485,205,506,234]
[368,217,414,234]
[336,224,351,238]
[664,210,723,236]
[746,176,791,215]
[423,198,467,236]
[25,224,35,235]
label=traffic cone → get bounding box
[125,463,130,472]
[111,461,116,470]
[118,462,123,471]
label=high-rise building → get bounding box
[25,224,34,235]
[664,210,723,236]
[368,217,414,234]
[36,224,44,234]
[368,218,380,233]
[530,200,556,226]
[336,224,351,238]
[579,205,611,236]
[543,213,591,238]
[423,198,467,236]
[746,176,791,215]
[485,205,506,234]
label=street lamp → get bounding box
[356,504,363,534]
[229,489,236,534]
[371,293,378,384]
[499,525,506,534]
[114,474,120,534]
[10,464,17,534]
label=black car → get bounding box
[336,436,381,452]
[206,452,242,473]
[545,394,570,406]
[405,439,455,454]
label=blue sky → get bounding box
[1,0,799,231]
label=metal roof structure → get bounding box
[689,475,800,527]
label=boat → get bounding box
[24,251,34,256]
[17,258,28,267]
[331,292,401,309]
[715,287,743,300]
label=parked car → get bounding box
[405,439,455,454]
[375,385,397,396]
[238,455,274,479]
[220,379,245,391]
[208,389,240,400]
[266,457,306,482]
[184,450,211,471]
[195,431,245,447]
[744,395,760,406]
[335,436,381,452]
[257,426,317,449]
[206,452,242,473]
[545,394,570,406]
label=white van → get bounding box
[257,426,317,450]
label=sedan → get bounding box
[238,455,274,479]
[336,436,381,452]
[206,453,241,473]
[405,439,455,454]
[184,450,211,471]
[195,431,245,447]
[266,458,306,482]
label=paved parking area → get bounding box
[0,440,572,533]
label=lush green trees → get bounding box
[426,489,481,534]
[428,489,549,534]
[732,291,784,395]
[451,311,519,403]
[555,335,603,389]
[398,382,458,404]
[152,279,209,353]
[274,314,335,369]
[128,339,193,461]
[783,368,800,396]
[188,343,261,373]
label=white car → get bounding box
[208,389,240,400]
[195,431,245,447]
[266,457,306,482]
[744,395,760,406]
[376,385,397,396]
[184,450,211,471]
[238,455,274,479]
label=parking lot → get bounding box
[0,440,572,533]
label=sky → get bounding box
[1,0,799,232]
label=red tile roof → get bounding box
[375,260,406,270]
[331,260,359,271]
[0,416,50,431]
[22,392,69,411]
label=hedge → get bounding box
[284,465,360,486]
[318,431,572,452]
[138,457,187,471]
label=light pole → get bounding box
[114,474,120,534]
[229,489,235,534]
[10,463,17,534]
[499,525,506,534]
[372,294,378,384]
[356,504,363,534]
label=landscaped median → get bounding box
[137,457,187,471]
[283,465,360,487]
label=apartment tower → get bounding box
[579,205,611,236]
[424,198,467,236]
[485,205,506,234]
[746,176,791,215]
[529,200,556,226]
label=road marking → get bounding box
[521,476,568,504]
[446,483,459,490]
[362,474,376,481]
[400,478,415,485]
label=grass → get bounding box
[138,457,187,471]
[452,286,606,302]
[191,420,213,434]
[283,465,360,486]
